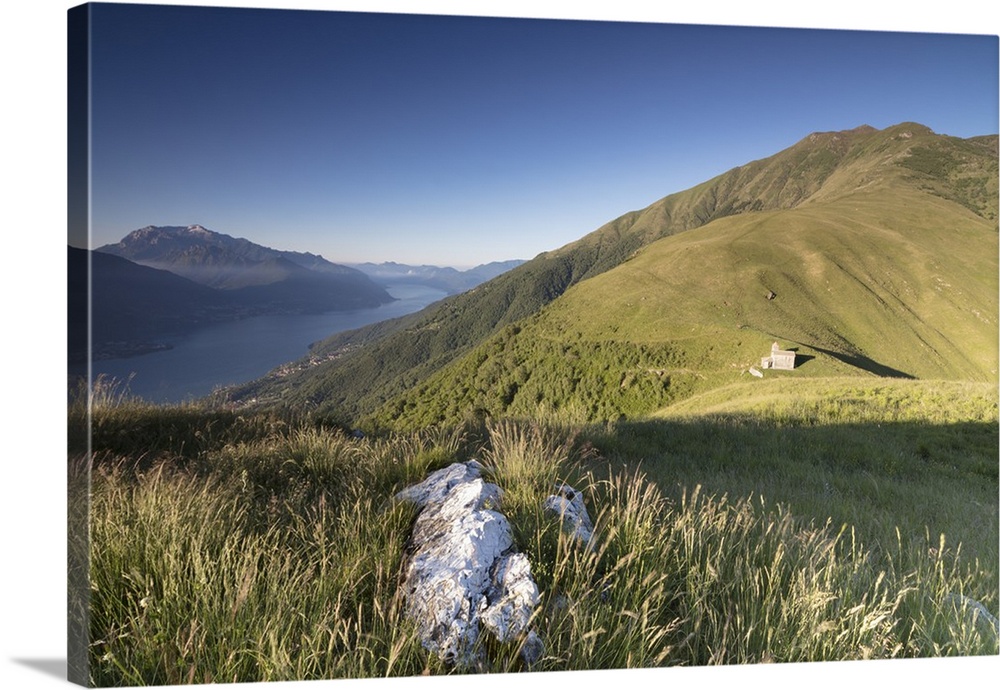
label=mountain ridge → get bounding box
[215,122,997,426]
[96,224,394,313]
[78,225,399,360]
[97,224,392,295]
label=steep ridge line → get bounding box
[220,123,997,423]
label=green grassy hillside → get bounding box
[643,378,999,556]
[223,123,997,429]
[546,185,997,381]
[367,178,996,430]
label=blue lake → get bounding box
[77,283,447,404]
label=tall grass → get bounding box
[83,398,997,685]
[660,489,998,663]
[85,404,468,685]
[477,420,998,671]
[89,454,432,685]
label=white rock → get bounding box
[544,483,594,546]
[397,461,543,667]
[481,553,540,641]
[394,460,484,508]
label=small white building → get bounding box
[761,342,796,370]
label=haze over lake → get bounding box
[77,283,447,404]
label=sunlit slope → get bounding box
[370,179,997,429]
[224,123,997,424]
[654,377,998,424]
[548,185,997,381]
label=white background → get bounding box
[2,1,998,689]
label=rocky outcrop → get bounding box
[396,461,543,667]
[544,483,594,546]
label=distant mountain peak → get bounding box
[796,122,941,151]
[124,223,225,238]
[806,124,876,143]
[95,225,394,307]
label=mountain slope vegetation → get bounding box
[223,122,997,429]
[379,182,995,428]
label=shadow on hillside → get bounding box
[584,415,998,563]
[804,344,915,378]
[592,417,998,485]
[791,353,815,367]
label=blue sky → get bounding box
[86,2,999,267]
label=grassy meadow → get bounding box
[69,124,998,685]
[70,375,998,685]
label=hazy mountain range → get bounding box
[96,224,393,297]
[216,122,998,428]
[348,260,526,295]
[70,225,524,361]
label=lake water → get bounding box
[77,283,448,404]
